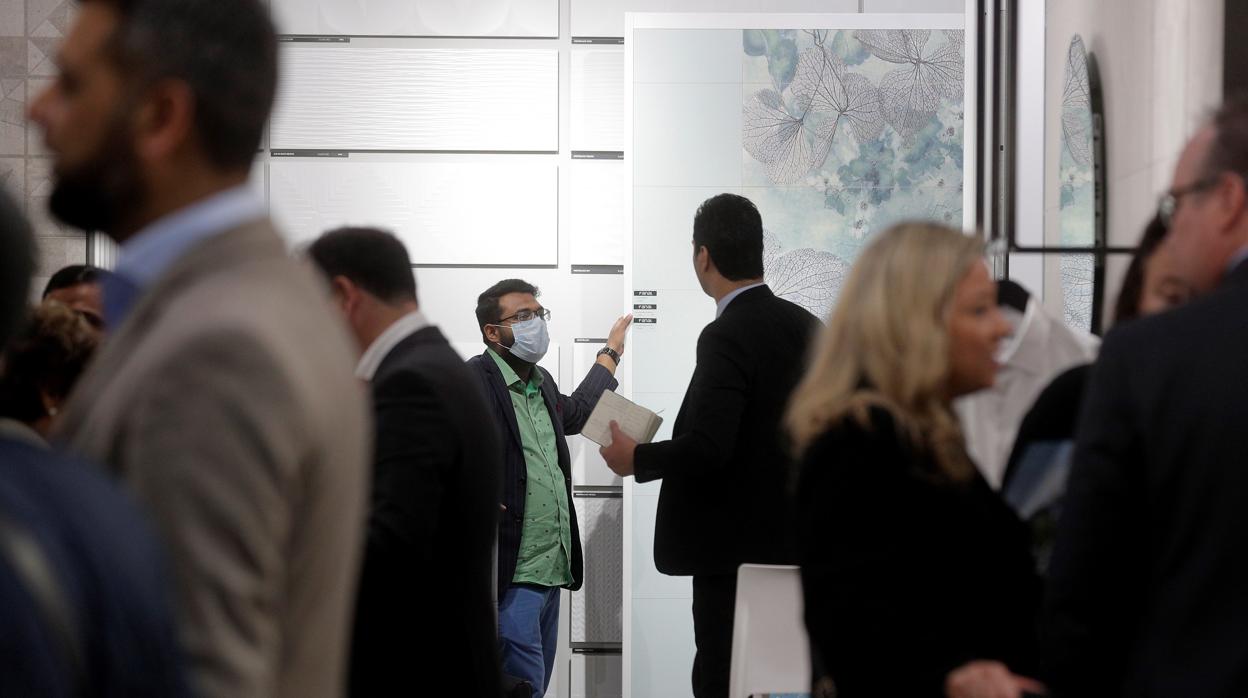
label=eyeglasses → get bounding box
[499,308,551,323]
[1158,175,1220,229]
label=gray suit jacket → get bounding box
[56,219,370,698]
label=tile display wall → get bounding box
[2,0,86,297]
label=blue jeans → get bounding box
[498,584,561,698]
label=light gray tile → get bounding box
[26,77,48,155]
[0,156,23,205]
[35,235,86,278]
[25,156,76,237]
[0,78,22,155]
[0,37,24,77]
[27,0,72,37]
[0,0,23,38]
[27,37,58,76]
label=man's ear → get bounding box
[133,79,196,164]
[1215,172,1248,241]
[696,245,714,274]
[330,275,359,312]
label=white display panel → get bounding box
[269,160,558,266]
[271,0,558,38]
[570,0,859,39]
[271,47,559,152]
[571,47,625,153]
[625,13,973,698]
[569,160,626,268]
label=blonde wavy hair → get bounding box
[785,221,987,481]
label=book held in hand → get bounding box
[582,390,664,447]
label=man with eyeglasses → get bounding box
[468,278,630,697]
[1043,99,1248,697]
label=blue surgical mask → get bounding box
[497,316,549,364]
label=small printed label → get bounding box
[570,151,624,160]
[633,317,657,324]
[571,264,625,274]
[270,150,349,158]
[633,304,656,310]
[634,290,657,297]
[280,35,350,43]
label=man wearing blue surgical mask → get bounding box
[468,279,631,697]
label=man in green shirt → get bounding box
[466,279,629,696]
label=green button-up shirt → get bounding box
[488,349,574,587]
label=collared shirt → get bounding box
[955,296,1099,489]
[1228,245,1248,275]
[0,418,46,449]
[116,185,267,290]
[355,310,430,380]
[488,348,573,587]
[715,281,767,318]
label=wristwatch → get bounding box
[597,346,622,366]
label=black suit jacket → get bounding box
[797,407,1040,697]
[349,326,503,698]
[467,351,617,596]
[634,285,819,576]
[1044,261,1248,698]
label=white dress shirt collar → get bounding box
[715,281,767,318]
[355,310,431,380]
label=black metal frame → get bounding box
[985,0,1137,334]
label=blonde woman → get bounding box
[786,223,1043,698]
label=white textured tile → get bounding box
[272,0,557,37]
[269,159,558,265]
[569,158,625,266]
[271,47,559,152]
[571,495,623,643]
[863,0,964,11]
[633,82,742,188]
[571,47,624,152]
[573,0,858,39]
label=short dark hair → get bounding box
[305,227,418,305]
[0,301,99,425]
[1201,98,1248,181]
[692,193,765,281]
[0,189,34,347]
[84,0,277,171]
[42,265,101,298]
[475,279,539,345]
[1113,214,1170,325]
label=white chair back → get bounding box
[728,564,811,698]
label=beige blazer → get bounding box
[57,219,370,698]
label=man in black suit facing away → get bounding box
[307,227,503,698]
[1043,100,1248,698]
[601,193,820,698]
